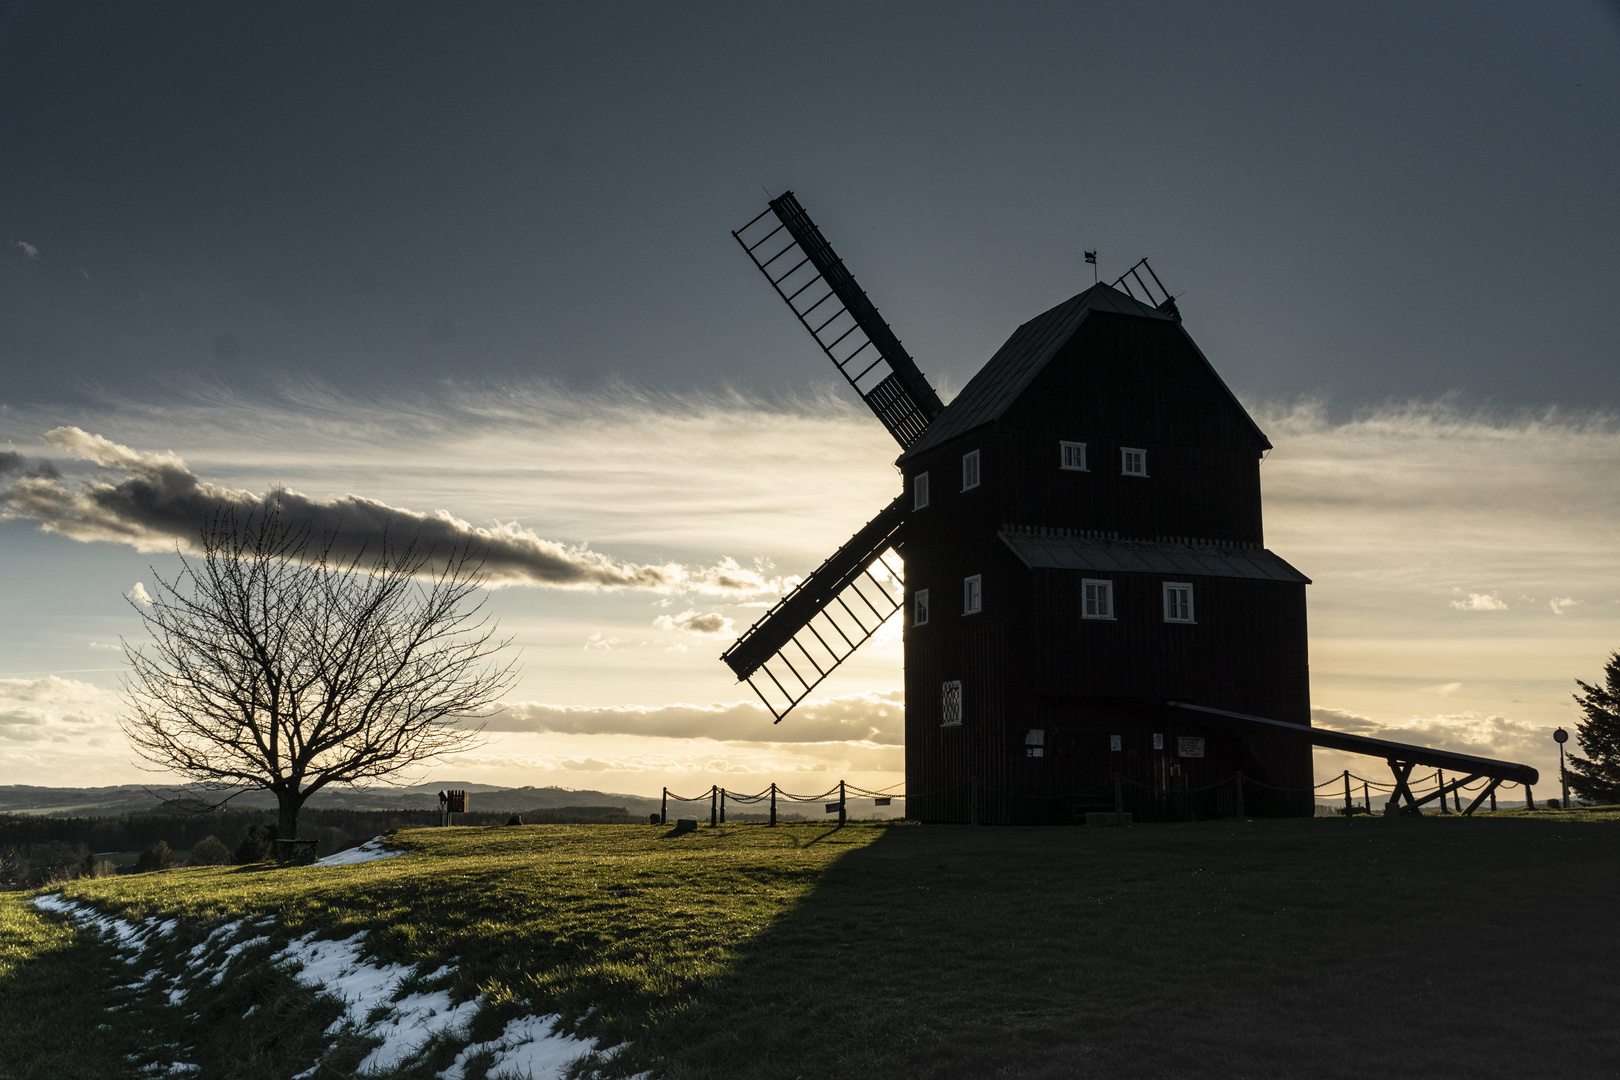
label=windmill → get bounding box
[720,192,1537,823]
[720,193,1184,723]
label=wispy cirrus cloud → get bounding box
[0,427,784,595]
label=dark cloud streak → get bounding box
[0,428,775,594]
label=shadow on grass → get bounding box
[641,816,1620,1080]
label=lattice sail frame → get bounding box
[733,192,943,448]
[731,548,905,721]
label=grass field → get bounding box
[5,811,1619,1079]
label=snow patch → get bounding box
[30,893,611,1080]
[439,1014,594,1080]
[272,931,503,1076]
[314,838,406,866]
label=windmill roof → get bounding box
[998,528,1311,584]
[897,282,1172,463]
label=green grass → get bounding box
[9,813,1620,1078]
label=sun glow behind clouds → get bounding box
[2,389,1616,792]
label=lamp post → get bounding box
[1554,727,1570,810]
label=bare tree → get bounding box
[122,508,515,845]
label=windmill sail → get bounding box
[1111,257,1181,320]
[721,495,907,721]
[734,192,944,448]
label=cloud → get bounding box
[583,632,626,651]
[1550,597,1580,615]
[653,609,735,636]
[485,689,905,746]
[11,239,38,259]
[1312,705,1553,766]
[129,582,153,605]
[0,677,121,744]
[0,452,24,476]
[0,428,784,595]
[1450,592,1508,611]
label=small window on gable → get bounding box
[1163,582,1195,623]
[963,574,982,615]
[913,471,930,510]
[961,449,981,491]
[1082,578,1114,620]
[913,588,930,627]
[941,680,962,726]
[1060,441,1088,471]
[1122,447,1148,477]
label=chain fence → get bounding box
[653,766,1543,827]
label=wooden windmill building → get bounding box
[722,193,1536,822]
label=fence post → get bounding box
[710,785,717,827]
[1343,770,1351,815]
[769,782,777,827]
[1524,784,1534,811]
[970,776,979,825]
[1113,773,1124,822]
[720,788,726,825]
[838,780,846,826]
[1363,780,1370,813]
[1234,771,1245,819]
[660,787,667,825]
[1437,770,1448,814]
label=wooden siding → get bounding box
[901,306,1313,822]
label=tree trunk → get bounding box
[277,789,304,842]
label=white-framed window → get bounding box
[941,680,963,726]
[1082,578,1114,619]
[1060,440,1088,471]
[961,449,980,491]
[1121,447,1148,476]
[913,471,930,510]
[1163,582,1195,623]
[963,574,982,615]
[913,588,930,627]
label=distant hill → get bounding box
[0,782,665,818]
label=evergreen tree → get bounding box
[234,825,276,865]
[187,834,232,866]
[1566,651,1620,804]
[134,841,174,873]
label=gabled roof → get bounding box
[999,528,1310,584]
[896,281,1266,463]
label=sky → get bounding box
[2,2,1618,802]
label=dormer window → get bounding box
[1060,441,1087,471]
[1122,447,1148,477]
[961,450,980,491]
[914,472,930,510]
